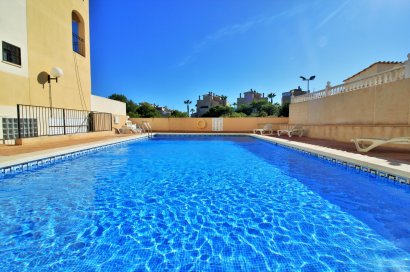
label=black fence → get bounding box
[11,104,112,139]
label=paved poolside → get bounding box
[271,135,410,164]
[0,134,145,167]
[0,134,135,157]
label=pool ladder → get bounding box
[142,121,153,138]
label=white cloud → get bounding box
[315,0,351,31]
[176,4,307,67]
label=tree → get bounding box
[250,99,269,113]
[126,100,140,117]
[170,110,189,118]
[108,93,127,103]
[108,93,141,117]
[223,112,247,117]
[184,100,192,116]
[261,103,279,116]
[267,93,276,104]
[203,105,233,117]
[278,102,290,117]
[190,108,195,117]
[233,102,237,109]
[258,111,268,117]
[236,104,253,116]
[220,95,227,106]
[137,102,161,117]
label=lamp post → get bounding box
[300,75,315,93]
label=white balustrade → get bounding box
[291,64,405,103]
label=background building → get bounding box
[237,89,268,106]
[196,92,227,116]
[281,87,306,105]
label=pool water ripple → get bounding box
[0,136,409,271]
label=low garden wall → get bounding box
[130,117,289,132]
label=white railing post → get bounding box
[405,53,410,79]
[325,81,331,96]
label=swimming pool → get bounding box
[0,135,409,271]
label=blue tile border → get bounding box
[162,134,410,185]
[261,139,410,185]
[1,134,409,186]
[0,136,148,178]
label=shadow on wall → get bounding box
[37,71,48,88]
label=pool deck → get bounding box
[0,132,409,182]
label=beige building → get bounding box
[237,89,268,106]
[196,92,228,117]
[344,61,403,83]
[0,0,125,142]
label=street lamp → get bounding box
[300,75,315,93]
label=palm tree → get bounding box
[267,92,276,104]
[184,100,192,116]
[233,102,237,109]
[220,95,227,106]
[190,108,195,117]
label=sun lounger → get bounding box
[277,125,305,137]
[253,124,273,135]
[351,137,410,152]
[118,120,142,134]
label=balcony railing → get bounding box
[291,64,406,103]
[72,33,85,56]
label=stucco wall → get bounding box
[289,78,410,126]
[0,0,92,111]
[288,78,410,142]
[91,95,126,130]
[130,117,288,132]
[0,0,29,78]
[91,95,126,115]
[26,0,91,110]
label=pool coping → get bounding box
[1,132,409,184]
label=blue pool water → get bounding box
[0,135,410,271]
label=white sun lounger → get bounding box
[253,124,274,135]
[351,137,410,152]
[277,125,305,137]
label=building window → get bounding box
[72,11,85,56]
[2,41,21,66]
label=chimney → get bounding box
[240,93,242,98]
[263,93,265,97]
[199,95,201,100]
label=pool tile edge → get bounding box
[252,134,410,185]
[0,134,149,177]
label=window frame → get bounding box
[2,41,22,66]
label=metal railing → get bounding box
[72,33,85,56]
[291,65,406,103]
[15,104,112,139]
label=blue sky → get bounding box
[90,0,410,111]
